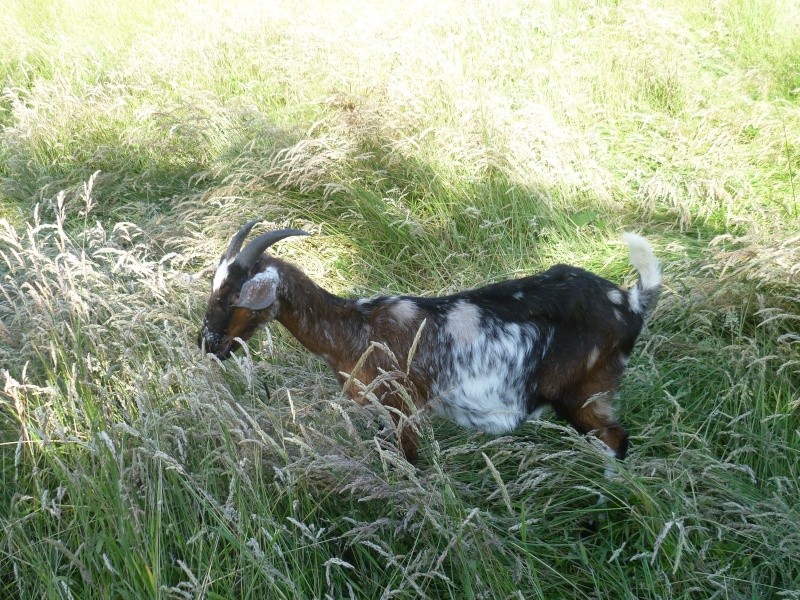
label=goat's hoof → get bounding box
[580,518,600,537]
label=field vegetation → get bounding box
[1,0,799,597]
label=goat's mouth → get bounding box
[212,342,235,360]
[198,330,239,360]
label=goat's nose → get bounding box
[215,347,233,360]
[199,331,235,360]
[198,326,225,356]
[209,338,234,360]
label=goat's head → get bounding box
[198,220,309,359]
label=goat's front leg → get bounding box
[342,351,421,463]
[348,385,419,463]
[381,390,419,463]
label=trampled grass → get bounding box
[1,0,798,598]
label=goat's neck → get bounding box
[270,259,368,373]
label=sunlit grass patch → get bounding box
[1,0,799,597]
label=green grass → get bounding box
[1,0,799,597]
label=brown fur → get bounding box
[269,259,429,460]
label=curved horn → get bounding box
[224,219,263,260]
[234,228,310,269]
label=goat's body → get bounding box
[269,261,654,460]
[353,292,547,434]
[200,226,660,463]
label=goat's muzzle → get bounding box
[198,324,236,360]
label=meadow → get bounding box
[1,0,799,597]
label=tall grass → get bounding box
[2,0,798,597]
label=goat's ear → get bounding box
[233,272,278,311]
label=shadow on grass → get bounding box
[1,89,735,277]
[186,103,742,297]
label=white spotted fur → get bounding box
[586,346,600,370]
[390,299,419,324]
[445,300,482,346]
[430,305,546,434]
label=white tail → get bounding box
[623,232,661,291]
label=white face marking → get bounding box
[586,346,600,370]
[390,299,418,324]
[614,308,624,322]
[593,399,615,421]
[445,301,481,346]
[212,257,234,292]
[513,291,524,300]
[602,445,616,459]
[607,289,624,305]
[601,442,617,480]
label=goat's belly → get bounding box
[429,376,529,434]
[426,318,541,434]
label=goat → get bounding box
[198,220,661,463]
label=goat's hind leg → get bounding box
[554,388,628,532]
[555,390,629,461]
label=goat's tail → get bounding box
[622,233,661,315]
